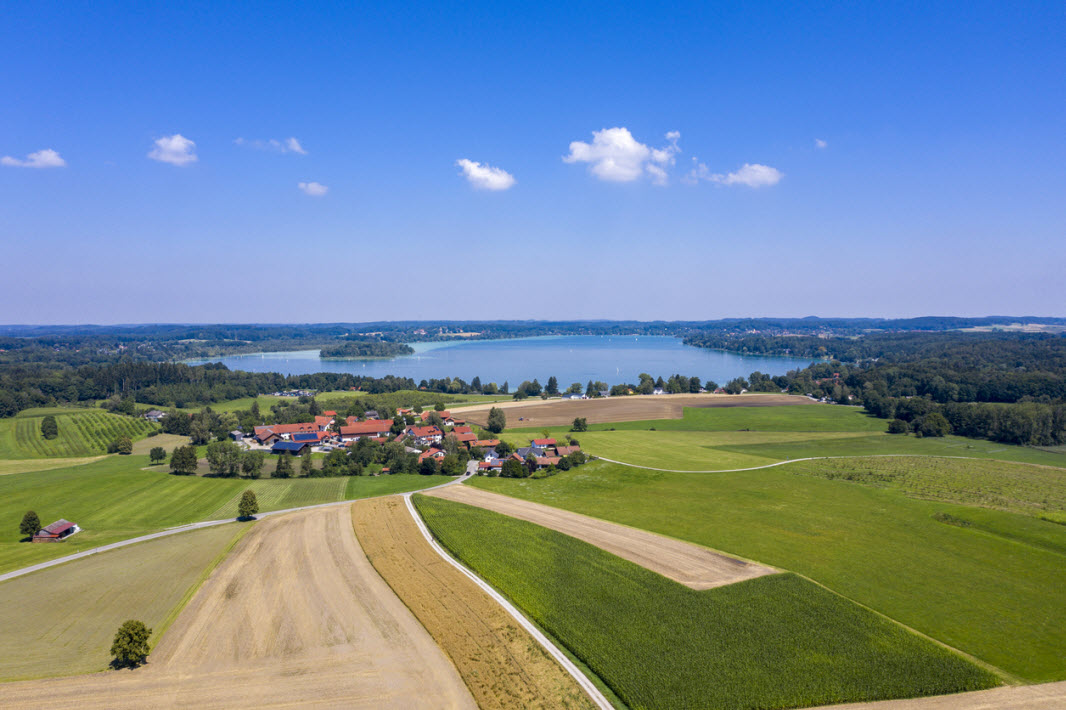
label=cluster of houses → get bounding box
[473,437,582,474]
[247,409,474,456]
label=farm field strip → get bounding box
[456,393,811,428]
[0,456,104,476]
[352,495,599,709]
[806,680,1066,709]
[0,523,243,681]
[414,495,999,710]
[1,411,156,459]
[0,505,478,708]
[467,460,1066,682]
[430,484,776,589]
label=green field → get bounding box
[507,405,1066,470]
[0,522,244,680]
[0,410,157,459]
[0,454,454,574]
[467,458,1066,682]
[158,390,514,415]
[415,495,998,710]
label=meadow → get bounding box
[415,495,998,710]
[0,454,453,574]
[0,522,244,680]
[0,409,157,459]
[468,458,1066,682]
[506,403,1066,470]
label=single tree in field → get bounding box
[546,376,559,396]
[571,417,588,432]
[300,451,314,477]
[40,415,58,440]
[241,450,265,478]
[149,446,167,464]
[20,510,41,540]
[114,436,134,455]
[274,452,293,478]
[486,407,506,434]
[238,489,259,519]
[170,445,199,475]
[111,620,152,668]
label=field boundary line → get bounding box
[0,474,470,584]
[402,493,614,710]
[593,453,1066,474]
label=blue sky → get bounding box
[2,1,1063,323]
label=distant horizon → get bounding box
[3,315,1065,330]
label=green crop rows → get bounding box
[2,411,157,459]
[415,495,998,710]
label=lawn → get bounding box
[0,410,157,459]
[467,459,1066,682]
[0,522,244,680]
[540,403,888,433]
[0,453,456,574]
[415,495,998,710]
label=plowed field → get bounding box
[455,393,809,428]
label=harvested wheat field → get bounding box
[455,393,809,428]
[808,680,1066,709]
[428,485,776,589]
[0,505,475,709]
[352,496,596,710]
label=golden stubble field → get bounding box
[0,505,476,709]
[352,496,596,710]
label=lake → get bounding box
[188,336,811,388]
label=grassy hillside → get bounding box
[467,459,1066,682]
[0,454,453,574]
[415,495,998,709]
[0,523,244,680]
[0,410,157,459]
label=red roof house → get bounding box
[33,519,79,542]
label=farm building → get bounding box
[33,519,80,543]
[271,441,311,455]
[143,409,166,422]
[340,419,393,442]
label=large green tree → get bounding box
[486,407,506,434]
[19,510,41,539]
[110,620,152,668]
[274,452,293,478]
[149,446,167,464]
[170,445,199,475]
[241,450,265,478]
[238,489,259,519]
[206,440,242,476]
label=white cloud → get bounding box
[684,159,783,188]
[235,136,307,155]
[1,148,66,168]
[298,181,328,196]
[563,127,680,184]
[815,138,828,149]
[148,134,197,166]
[455,159,516,191]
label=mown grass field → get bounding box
[468,459,1066,682]
[0,410,157,459]
[787,456,1066,522]
[505,404,1066,470]
[0,522,244,680]
[0,454,454,574]
[415,495,998,710]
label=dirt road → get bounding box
[427,485,777,589]
[353,496,596,709]
[455,393,809,428]
[0,505,476,709]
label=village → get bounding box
[241,408,583,475]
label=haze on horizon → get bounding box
[2,2,1063,324]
